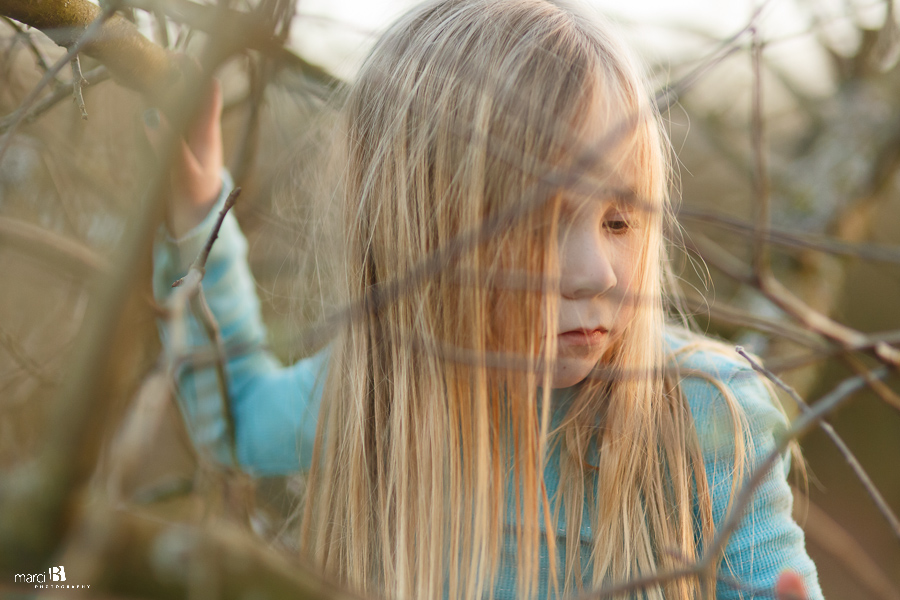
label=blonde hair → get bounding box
[295,1,748,598]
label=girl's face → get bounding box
[550,189,643,389]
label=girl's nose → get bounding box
[559,231,618,300]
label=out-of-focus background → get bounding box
[0,0,898,598]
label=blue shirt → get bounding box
[153,173,823,599]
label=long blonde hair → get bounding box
[296,1,745,598]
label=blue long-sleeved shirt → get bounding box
[152,173,823,599]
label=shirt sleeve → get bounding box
[152,169,327,476]
[685,364,824,600]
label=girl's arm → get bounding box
[684,361,824,600]
[152,171,327,476]
[146,80,325,477]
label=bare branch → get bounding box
[0,66,109,133]
[800,498,900,600]
[0,215,107,278]
[0,324,58,387]
[736,347,900,543]
[190,288,237,461]
[172,186,241,288]
[0,0,121,167]
[679,207,900,265]
[701,367,889,575]
[122,0,342,93]
[56,503,363,600]
[750,27,771,279]
[1,16,57,78]
[0,7,262,570]
[70,54,88,120]
[653,1,776,112]
[166,187,242,465]
[0,0,181,99]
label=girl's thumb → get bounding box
[775,571,807,600]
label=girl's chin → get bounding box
[550,357,600,389]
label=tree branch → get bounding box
[0,0,181,99]
[736,347,900,543]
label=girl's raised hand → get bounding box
[143,78,224,239]
[775,571,809,600]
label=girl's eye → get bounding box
[603,218,630,234]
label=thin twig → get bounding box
[228,54,267,184]
[172,186,242,287]
[122,0,342,92]
[687,231,900,371]
[679,207,900,265]
[735,347,900,542]
[700,367,888,577]
[841,353,900,414]
[654,0,773,112]
[70,55,88,120]
[0,324,58,386]
[750,27,771,279]
[1,16,57,79]
[166,187,242,466]
[0,215,107,278]
[190,288,237,461]
[153,6,170,48]
[0,0,120,166]
[0,66,109,133]
[799,497,900,600]
[0,12,252,569]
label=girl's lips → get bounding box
[558,327,609,346]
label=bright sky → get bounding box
[287,0,888,96]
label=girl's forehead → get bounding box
[558,92,652,212]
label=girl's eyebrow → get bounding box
[560,185,638,209]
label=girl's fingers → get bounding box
[187,78,223,167]
[175,138,203,188]
[775,571,807,600]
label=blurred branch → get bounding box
[70,54,88,120]
[229,54,267,185]
[0,16,60,82]
[680,207,900,265]
[167,187,242,464]
[0,324,58,387]
[679,289,826,348]
[0,215,108,278]
[840,353,900,414]
[750,28,772,280]
[57,504,361,600]
[0,2,258,571]
[0,66,110,133]
[0,0,123,166]
[687,231,900,371]
[568,368,888,600]
[736,347,900,543]
[123,0,343,92]
[800,498,900,600]
[103,371,172,501]
[0,0,181,99]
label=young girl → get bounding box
[151,0,823,598]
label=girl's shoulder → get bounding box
[663,324,750,381]
[662,325,789,454]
